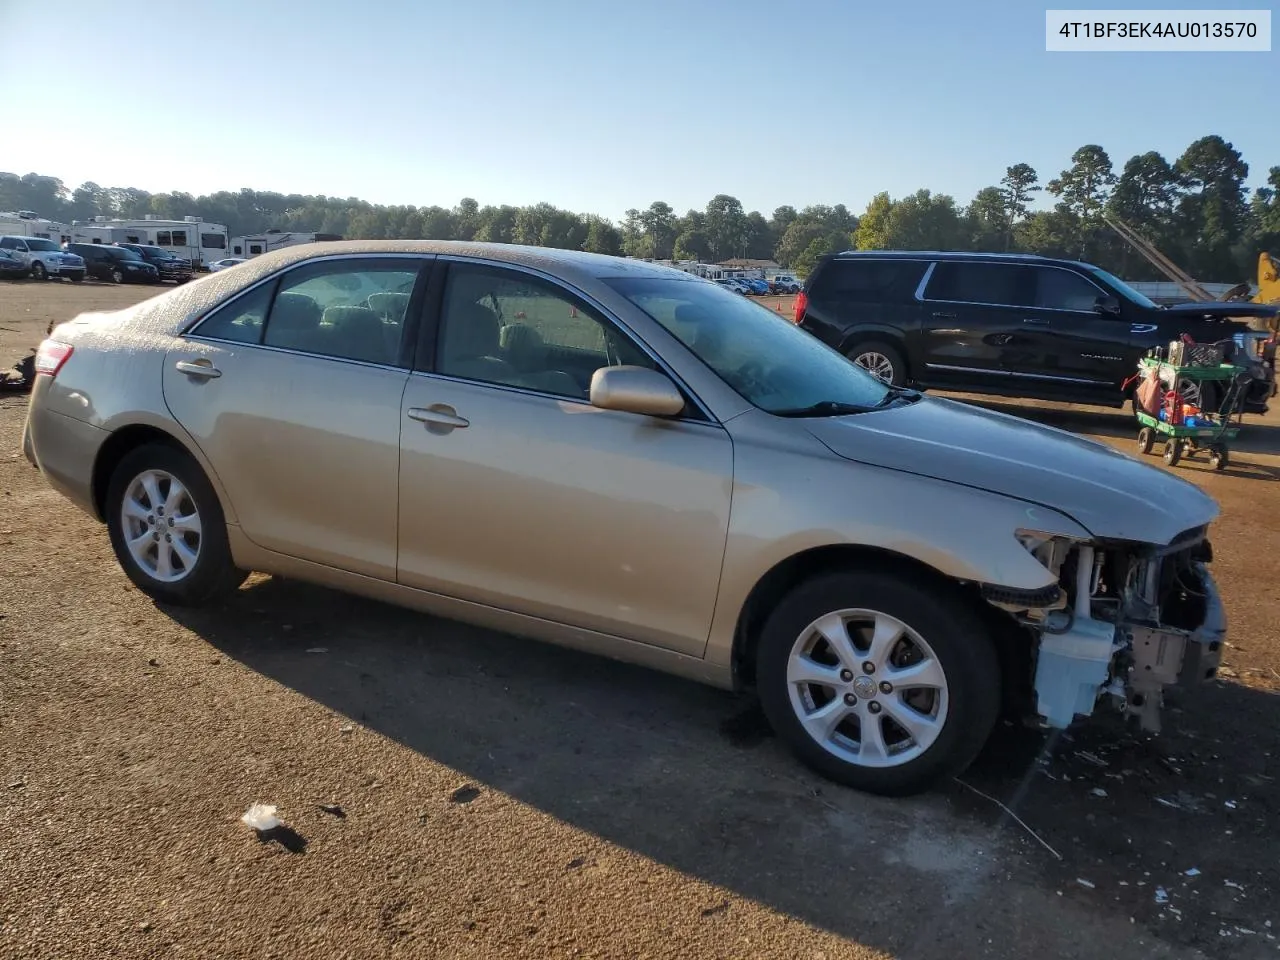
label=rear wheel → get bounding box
[757,570,1000,796]
[110,268,124,284]
[847,340,907,387]
[105,443,247,606]
[30,262,47,281]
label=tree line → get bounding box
[2,134,1277,281]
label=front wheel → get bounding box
[1163,439,1183,466]
[110,268,124,284]
[30,262,47,281]
[757,571,1001,796]
[105,442,247,605]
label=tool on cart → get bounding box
[1123,337,1252,470]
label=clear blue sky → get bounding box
[1,0,1275,220]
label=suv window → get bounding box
[437,264,655,400]
[261,261,420,366]
[1033,267,1105,312]
[925,261,1031,307]
[811,259,929,302]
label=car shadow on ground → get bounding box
[167,575,1280,957]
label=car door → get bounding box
[396,258,733,657]
[917,260,1034,386]
[163,255,429,581]
[1017,265,1135,396]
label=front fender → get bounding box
[704,412,1086,666]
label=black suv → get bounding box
[115,243,193,283]
[797,251,1277,414]
[64,243,161,285]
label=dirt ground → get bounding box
[2,279,1278,959]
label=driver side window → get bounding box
[436,264,654,400]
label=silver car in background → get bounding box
[22,241,1226,796]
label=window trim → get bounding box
[919,260,1112,314]
[183,253,434,372]
[418,255,717,424]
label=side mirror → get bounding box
[589,366,685,417]
[1094,294,1122,317]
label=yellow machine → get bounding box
[1254,252,1280,310]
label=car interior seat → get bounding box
[322,305,393,365]
[269,293,323,352]
[441,299,517,383]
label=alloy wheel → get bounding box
[854,351,896,384]
[786,608,948,769]
[120,469,203,583]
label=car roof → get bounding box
[829,249,1096,270]
[221,239,694,282]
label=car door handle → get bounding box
[408,406,470,429]
[175,359,222,379]
[931,311,956,319]
[1021,317,1050,325]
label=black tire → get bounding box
[69,274,84,283]
[756,570,1001,796]
[110,268,124,284]
[1163,439,1182,466]
[1137,427,1154,455]
[105,442,247,606]
[846,339,908,387]
[1209,445,1229,471]
[30,262,47,281]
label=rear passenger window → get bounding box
[926,262,1031,307]
[194,281,274,344]
[262,261,420,366]
[811,260,929,302]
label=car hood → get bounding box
[802,396,1218,545]
[1160,301,1278,321]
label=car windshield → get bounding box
[605,276,895,414]
[1089,267,1159,309]
[25,238,58,251]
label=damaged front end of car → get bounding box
[987,525,1225,734]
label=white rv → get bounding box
[230,231,343,258]
[0,211,72,244]
[69,216,229,268]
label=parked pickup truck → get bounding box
[0,235,85,281]
[115,243,193,283]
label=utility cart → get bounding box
[1132,353,1251,470]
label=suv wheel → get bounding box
[848,340,907,387]
[757,570,1000,796]
[110,268,124,284]
[30,261,47,281]
[105,443,248,606]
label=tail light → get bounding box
[793,290,808,324]
[34,340,74,378]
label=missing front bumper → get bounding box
[1122,564,1226,732]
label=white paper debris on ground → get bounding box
[1224,800,1238,809]
[1077,878,1096,889]
[339,723,354,734]
[1155,887,1170,904]
[241,802,281,832]
[1225,880,1245,891]
[305,647,327,654]
[1090,787,1108,798]
[1185,868,1201,877]
[1236,927,1256,935]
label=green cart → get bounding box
[1132,356,1250,470]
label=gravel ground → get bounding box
[1,280,1278,959]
